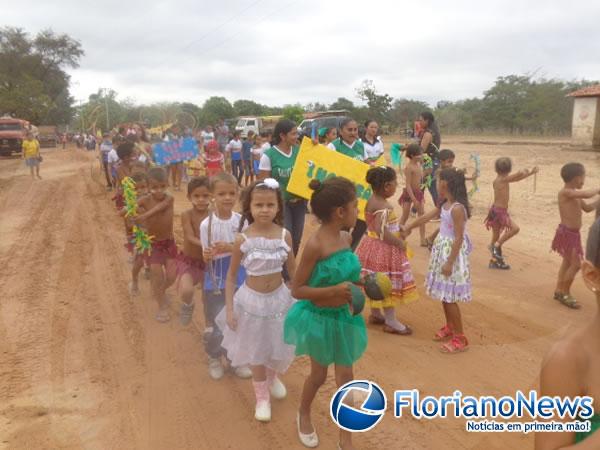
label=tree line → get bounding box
[1,27,597,135]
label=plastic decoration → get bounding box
[421,154,433,190]
[121,177,154,254]
[468,153,481,198]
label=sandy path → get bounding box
[0,140,598,449]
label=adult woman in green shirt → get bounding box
[258,119,306,256]
[327,118,368,250]
[536,214,600,449]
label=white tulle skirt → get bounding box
[215,283,296,373]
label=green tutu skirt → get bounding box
[284,300,367,367]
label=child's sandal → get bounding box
[155,309,171,323]
[433,325,453,341]
[440,334,469,353]
[555,294,581,310]
[368,314,386,325]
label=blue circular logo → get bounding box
[330,380,387,432]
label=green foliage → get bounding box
[388,98,430,130]
[435,75,599,134]
[304,102,329,112]
[356,80,393,123]
[282,105,304,124]
[198,96,235,126]
[329,97,355,111]
[0,27,83,125]
[233,99,266,116]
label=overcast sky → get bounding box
[4,0,600,108]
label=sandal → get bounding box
[433,325,453,341]
[368,314,385,325]
[383,324,413,335]
[128,281,140,297]
[155,309,171,323]
[555,294,581,310]
[440,334,469,353]
[423,237,434,250]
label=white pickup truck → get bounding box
[235,117,262,138]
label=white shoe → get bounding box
[233,365,253,379]
[296,412,318,448]
[255,400,271,422]
[208,358,224,380]
[269,377,287,400]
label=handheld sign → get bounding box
[287,138,385,220]
[152,137,199,166]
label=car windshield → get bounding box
[318,117,343,128]
[0,123,23,131]
[236,119,246,127]
[299,120,313,131]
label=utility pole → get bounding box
[103,88,110,132]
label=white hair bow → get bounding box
[257,178,280,189]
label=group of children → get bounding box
[202,130,272,187]
[105,129,599,449]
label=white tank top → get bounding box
[240,228,290,276]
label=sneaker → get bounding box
[269,377,287,400]
[179,302,194,326]
[208,358,224,380]
[255,400,271,422]
[233,365,253,379]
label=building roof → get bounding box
[567,84,600,98]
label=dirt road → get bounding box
[0,140,598,449]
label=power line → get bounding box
[189,0,299,59]
[182,0,264,50]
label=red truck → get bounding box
[0,115,32,157]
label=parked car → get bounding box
[297,115,348,140]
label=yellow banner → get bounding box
[287,138,385,220]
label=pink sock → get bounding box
[266,368,276,386]
[252,381,270,403]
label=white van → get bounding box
[235,117,262,138]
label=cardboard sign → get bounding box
[287,138,385,220]
[152,137,199,165]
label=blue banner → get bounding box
[152,137,199,165]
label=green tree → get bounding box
[0,27,83,125]
[355,80,393,123]
[233,99,265,116]
[329,97,355,111]
[389,98,430,131]
[282,105,304,124]
[304,102,328,112]
[198,96,234,126]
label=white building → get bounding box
[567,84,600,149]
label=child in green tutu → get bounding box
[284,176,367,450]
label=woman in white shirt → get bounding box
[362,119,384,163]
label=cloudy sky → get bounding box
[4,0,600,108]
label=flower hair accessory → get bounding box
[257,178,280,189]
